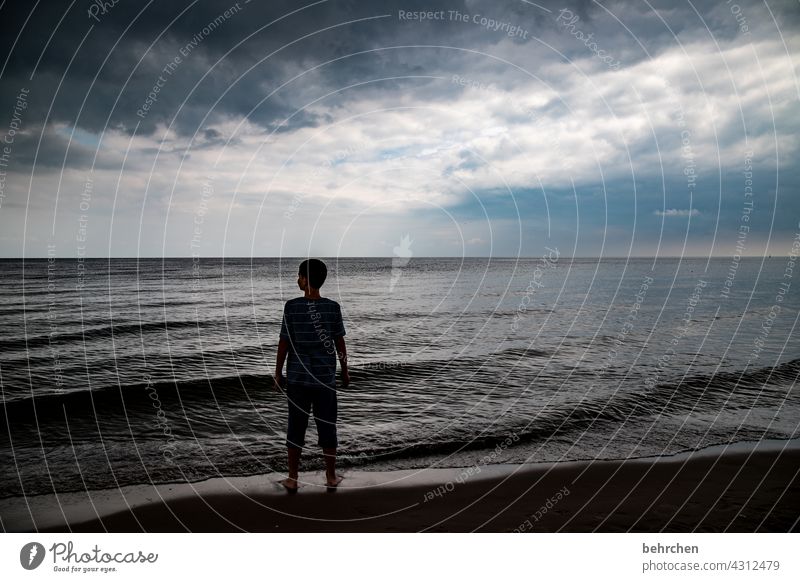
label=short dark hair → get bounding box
[299,258,327,289]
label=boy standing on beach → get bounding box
[274,258,349,492]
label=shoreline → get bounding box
[2,438,798,532]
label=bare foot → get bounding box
[280,478,298,493]
[326,474,344,491]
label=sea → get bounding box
[0,256,798,499]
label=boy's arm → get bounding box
[276,302,290,391]
[274,338,289,390]
[334,336,350,387]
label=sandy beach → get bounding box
[2,439,797,533]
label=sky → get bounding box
[0,0,798,258]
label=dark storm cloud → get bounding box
[0,0,700,145]
[2,0,797,134]
[0,1,522,171]
[1,1,452,136]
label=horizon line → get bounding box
[2,254,783,260]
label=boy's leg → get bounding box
[322,447,342,487]
[284,383,312,489]
[312,383,341,487]
[287,446,301,481]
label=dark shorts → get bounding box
[285,381,338,449]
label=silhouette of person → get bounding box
[274,258,349,492]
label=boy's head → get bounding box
[298,258,327,290]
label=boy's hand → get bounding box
[340,369,350,387]
[273,372,285,392]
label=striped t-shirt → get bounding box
[280,297,346,387]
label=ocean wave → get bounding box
[0,319,215,352]
[3,350,797,428]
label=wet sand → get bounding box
[3,440,798,533]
